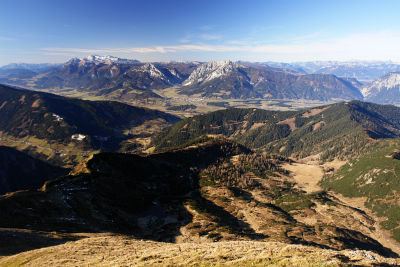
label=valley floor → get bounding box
[32,86,336,118]
[0,232,399,266]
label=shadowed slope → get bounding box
[0,138,396,257]
[0,146,68,194]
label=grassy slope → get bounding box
[0,84,180,166]
[320,139,400,242]
[152,101,400,161]
[0,138,396,257]
[150,102,400,245]
[1,233,399,266]
[0,84,179,142]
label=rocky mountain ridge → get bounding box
[361,72,400,104]
[180,60,363,100]
[265,61,400,82]
[0,56,364,102]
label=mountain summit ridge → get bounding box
[0,57,363,102]
[182,60,241,86]
[361,72,400,103]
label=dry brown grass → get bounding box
[31,99,40,108]
[282,158,400,256]
[1,233,398,266]
[313,121,326,131]
[301,107,329,118]
[322,159,347,171]
[328,192,400,256]
[277,117,297,131]
[282,162,324,193]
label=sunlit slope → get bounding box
[152,101,400,160]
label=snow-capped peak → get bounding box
[361,72,400,97]
[137,63,167,80]
[183,60,240,86]
[80,55,139,64]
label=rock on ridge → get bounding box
[361,72,400,98]
[183,60,241,86]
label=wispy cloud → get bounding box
[0,36,14,41]
[179,32,222,43]
[42,45,238,54]
[41,30,400,62]
[42,52,84,57]
[199,34,222,40]
[179,37,192,43]
[198,25,214,31]
[289,31,326,43]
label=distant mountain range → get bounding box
[265,61,400,83]
[361,72,400,104]
[0,56,363,102]
[30,57,196,91]
[3,56,400,104]
[0,62,60,72]
[179,61,363,100]
[263,61,400,105]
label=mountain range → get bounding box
[361,72,400,104]
[265,61,400,82]
[0,56,197,98]
[0,56,374,103]
[179,61,363,100]
[4,56,400,107]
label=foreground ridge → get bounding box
[0,233,398,266]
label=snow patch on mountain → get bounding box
[138,63,167,80]
[183,61,241,86]
[361,72,400,97]
[168,68,181,79]
[81,55,140,64]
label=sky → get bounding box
[1,0,400,65]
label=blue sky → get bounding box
[1,0,400,65]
